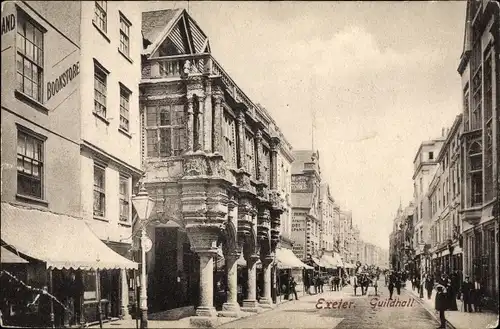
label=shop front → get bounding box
[1,203,137,328]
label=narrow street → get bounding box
[220,278,439,329]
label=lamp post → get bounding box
[131,185,155,329]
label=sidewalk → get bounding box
[405,281,499,329]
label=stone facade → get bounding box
[457,0,499,301]
[139,9,289,317]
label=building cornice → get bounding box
[80,140,143,178]
[437,114,463,162]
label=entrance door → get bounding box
[154,227,178,311]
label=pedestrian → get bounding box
[461,276,474,313]
[446,278,458,311]
[472,278,483,312]
[373,276,378,296]
[395,274,401,296]
[351,275,358,296]
[425,274,434,300]
[319,276,324,293]
[289,277,298,301]
[435,285,448,329]
[388,273,394,300]
[335,275,340,291]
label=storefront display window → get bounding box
[83,272,97,301]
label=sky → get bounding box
[141,1,466,250]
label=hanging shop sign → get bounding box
[1,13,15,36]
[47,62,80,101]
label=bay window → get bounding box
[467,141,482,206]
[222,112,236,166]
[146,104,185,157]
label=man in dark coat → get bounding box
[289,277,298,301]
[388,272,395,300]
[472,278,483,312]
[395,273,401,296]
[461,276,474,312]
[435,285,448,329]
[425,274,434,300]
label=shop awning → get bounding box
[276,248,313,270]
[320,254,343,268]
[310,256,330,268]
[344,262,355,269]
[1,203,138,270]
[1,246,28,264]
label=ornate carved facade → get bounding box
[139,8,289,317]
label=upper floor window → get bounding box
[428,152,434,160]
[245,132,255,177]
[119,14,131,57]
[16,12,44,102]
[463,86,470,131]
[119,86,130,132]
[17,129,45,199]
[94,63,107,118]
[222,112,236,166]
[93,165,106,217]
[262,146,271,185]
[467,141,482,206]
[94,1,107,33]
[119,175,130,222]
[146,104,185,157]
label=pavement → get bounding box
[405,281,499,329]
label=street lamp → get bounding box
[132,185,155,329]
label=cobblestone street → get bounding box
[220,281,439,329]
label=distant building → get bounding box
[412,136,445,277]
[428,115,464,278]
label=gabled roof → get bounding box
[142,8,210,58]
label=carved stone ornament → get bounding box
[183,153,208,177]
[185,223,223,253]
[207,153,226,177]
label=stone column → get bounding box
[270,137,280,190]
[242,254,260,312]
[259,257,274,308]
[255,129,263,181]
[212,95,223,153]
[196,96,205,152]
[221,253,241,316]
[120,269,131,320]
[186,97,195,152]
[196,252,217,317]
[203,82,213,152]
[236,110,246,170]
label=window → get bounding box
[93,165,106,217]
[245,132,255,177]
[93,1,107,33]
[119,86,130,131]
[17,130,44,198]
[484,123,493,201]
[468,141,482,206]
[428,152,434,160]
[470,31,482,130]
[262,146,271,185]
[463,86,470,131]
[16,12,44,102]
[222,112,236,166]
[420,201,423,219]
[94,64,107,118]
[146,104,185,157]
[119,14,130,56]
[420,228,423,243]
[119,176,129,222]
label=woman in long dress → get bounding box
[446,278,458,311]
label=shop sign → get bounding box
[1,13,15,36]
[292,244,304,259]
[292,218,305,232]
[47,61,80,101]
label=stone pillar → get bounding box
[255,129,263,181]
[196,252,217,317]
[270,137,280,190]
[236,110,246,170]
[186,97,195,152]
[120,269,131,320]
[242,254,260,312]
[203,82,213,152]
[221,253,241,316]
[259,257,274,308]
[212,94,223,153]
[196,96,205,152]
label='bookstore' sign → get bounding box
[47,62,80,101]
